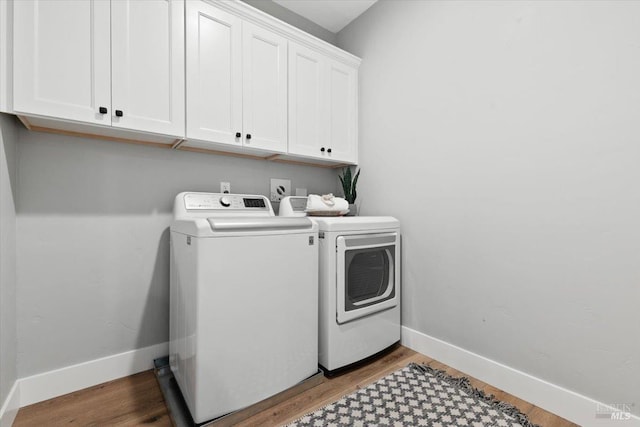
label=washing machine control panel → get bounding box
[183,193,270,211]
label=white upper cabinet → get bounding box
[241,21,288,153]
[13,0,184,138]
[288,43,327,159]
[327,59,358,163]
[186,2,288,154]
[288,43,358,164]
[13,0,111,126]
[9,0,359,164]
[111,0,185,136]
[185,2,242,146]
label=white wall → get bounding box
[242,0,337,45]
[0,114,17,407]
[16,130,338,377]
[338,0,640,415]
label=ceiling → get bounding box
[273,0,378,33]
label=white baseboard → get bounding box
[401,326,640,427]
[0,381,19,427]
[19,341,169,408]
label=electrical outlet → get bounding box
[270,178,291,202]
[220,182,231,194]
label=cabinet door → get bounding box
[327,60,358,164]
[185,1,242,147]
[111,0,185,137]
[288,43,328,159]
[242,22,288,153]
[13,0,111,125]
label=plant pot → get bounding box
[347,203,358,216]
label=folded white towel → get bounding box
[306,194,349,212]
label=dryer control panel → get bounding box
[279,196,308,217]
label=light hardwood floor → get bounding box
[14,346,577,426]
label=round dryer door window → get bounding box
[345,247,394,311]
[336,233,400,324]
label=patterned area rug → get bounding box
[287,363,539,427]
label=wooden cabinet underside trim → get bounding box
[17,115,352,169]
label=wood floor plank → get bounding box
[527,406,578,427]
[239,345,416,426]
[14,345,576,427]
[14,371,171,427]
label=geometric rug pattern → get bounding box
[287,363,539,427]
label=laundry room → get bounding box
[0,1,638,426]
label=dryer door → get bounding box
[336,232,399,324]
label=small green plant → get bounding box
[339,167,360,204]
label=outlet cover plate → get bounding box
[220,182,231,194]
[270,178,291,202]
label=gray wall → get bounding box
[16,130,337,377]
[338,0,640,414]
[0,114,17,405]
[242,0,337,45]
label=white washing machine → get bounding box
[170,192,319,423]
[280,197,401,372]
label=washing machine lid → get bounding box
[207,217,313,232]
[172,216,316,237]
[311,216,399,232]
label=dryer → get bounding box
[170,192,319,423]
[280,197,401,372]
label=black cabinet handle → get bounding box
[320,147,325,152]
[246,134,252,140]
[115,110,123,117]
[99,107,107,114]
[327,148,332,153]
[235,132,241,138]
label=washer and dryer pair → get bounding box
[280,196,401,372]
[169,192,400,424]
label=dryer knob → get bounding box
[219,196,231,207]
